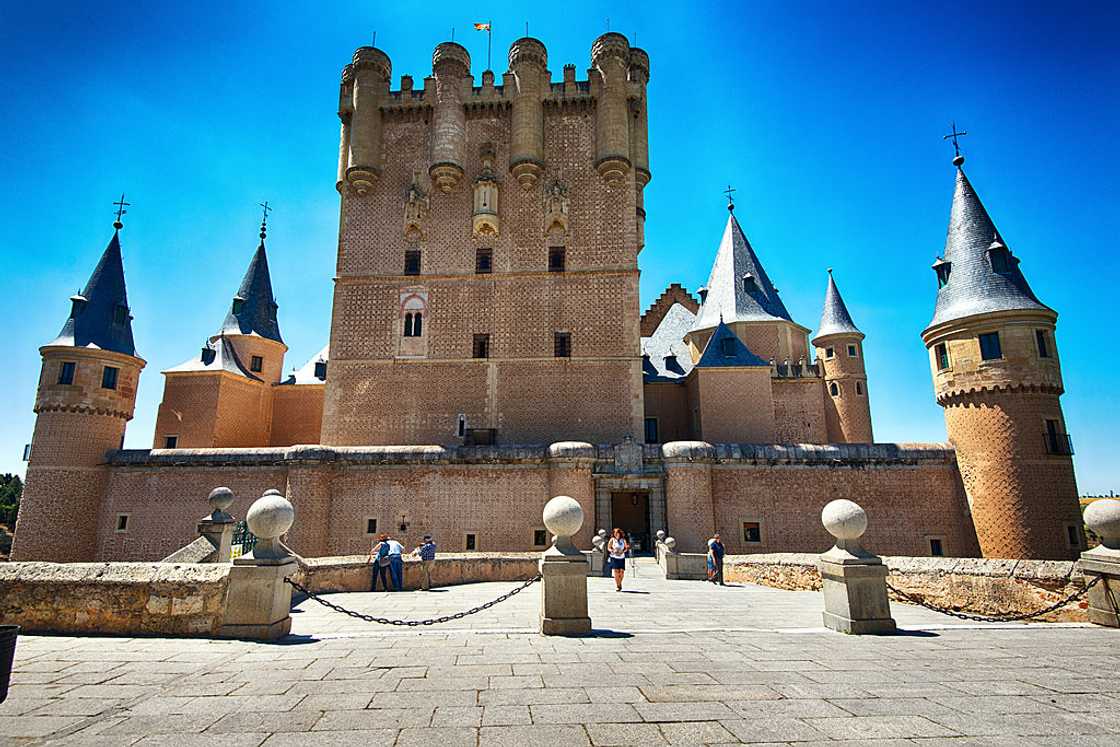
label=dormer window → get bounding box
[697,287,709,304]
[742,273,758,293]
[69,295,87,318]
[987,239,1013,273]
[933,258,951,288]
[720,336,736,357]
[314,360,328,380]
[200,346,216,365]
[231,297,245,314]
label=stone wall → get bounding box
[724,553,1087,622]
[0,562,231,635]
[293,552,540,593]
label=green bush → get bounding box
[0,473,22,529]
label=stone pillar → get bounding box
[220,489,297,641]
[198,487,237,563]
[1080,499,1120,627]
[539,495,591,636]
[817,499,896,635]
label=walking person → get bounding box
[607,527,629,592]
[367,533,391,592]
[411,534,437,591]
[707,531,726,585]
[385,534,405,591]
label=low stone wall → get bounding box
[292,552,541,593]
[724,553,1088,622]
[0,562,231,635]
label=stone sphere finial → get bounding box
[664,537,677,552]
[1084,499,1120,550]
[244,489,295,561]
[822,499,868,541]
[656,529,666,541]
[207,487,235,522]
[543,495,583,556]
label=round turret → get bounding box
[343,46,392,195]
[429,42,471,192]
[508,37,549,189]
[591,33,632,185]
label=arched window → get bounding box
[400,293,427,340]
[413,313,423,337]
[404,313,414,337]
[829,382,839,397]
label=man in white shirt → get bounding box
[385,535,405,591]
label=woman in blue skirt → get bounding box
[607,527,630,591]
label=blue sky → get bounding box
[0,1,1116,494]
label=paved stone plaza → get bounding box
[2,559,1118,745]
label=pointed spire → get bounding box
[926,159,1049,330]
[695,320,768,368]
[48,226,137,356]
[220,211,283,343]
[691,211,793,332]
[812,269,863,343]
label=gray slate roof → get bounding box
[164,335,261,381]
[813,271,862,342]
[695,320,769,368]
[927,165,1050,330]
[221,241,284,343]
[641,303,696,382]
[692,212,794,332]
[284,344,330,385]
[47,229,137,356]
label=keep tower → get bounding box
[922,151,1081,560]
[813,270,873,443]
[12,217,145,561]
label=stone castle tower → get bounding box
[12,220,145,561]
[813,270,873,442]
[321,33,650,446]
[922,152,1082,560]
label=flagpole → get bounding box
[487,20,492,70]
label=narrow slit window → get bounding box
[644,417,659,444]
[476,248,492,274]
[554,332,571,358]
[473,333,490,359]
[548,246,566,272]
[855,381,864,395]
[101,366,119,390]
[829,382,839,397]
[465,533,477,551]
[58,361,76,385]
[404,249,421,275]
[1036,329,1051,358]
[250,355,263,372]
[115,514,130,533]
[935,343,950,371]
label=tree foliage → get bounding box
[0,473,22,528]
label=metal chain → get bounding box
[284,574,541,627]
[885,574,1102,623]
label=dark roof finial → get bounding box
[112,194,130,231]
[723,184,736,212]
[943,121,968,167]
[258,200,271,242]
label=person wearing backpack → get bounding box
[368,533,392,592]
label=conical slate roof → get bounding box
[695,320,769,368]
[813,270,862,342]
[927,164,1050,330]
[165,335,261,381]
[691,211,794,332]
[220,240,283,343]
[48,229,137,356]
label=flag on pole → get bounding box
[473,22,491,31]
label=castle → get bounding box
[13,33,1083,563]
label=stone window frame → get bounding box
[532,527,548,548]
[847,343,859,358]
[464,532,478,551]
[101,365,119,390]
[115,513,131,533]
[163,435,178,449]
[935,342,951,371]
[548,246,566,272]
[855,381,864,396]
[742,520,763,545]
[925,535,946,557]
[364,517,379,536]
[829,381,840,397]
[58,360,77,385]
[401,293,427,339]
[404,248,421,275]
[554,331,572,358]
[475,247,493,274]
[978,331,1002,361]
[825,346,835,359]
[473,333,490,359]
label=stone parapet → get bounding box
[0,562,230,636]
[292,552,540,594]
[724,553,1087,622]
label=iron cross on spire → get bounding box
[943,121,968,161]
[112,194,130,230]
[259,200,272,240]
[723,185,736,212]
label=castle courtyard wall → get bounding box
[86,442,979,564]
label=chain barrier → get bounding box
[885,574,1102,623]
[285,574,541,627]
